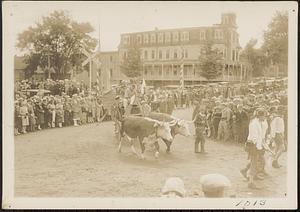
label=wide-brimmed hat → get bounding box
[161,177,186,197]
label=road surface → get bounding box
[14,108,287,197]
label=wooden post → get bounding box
[240,64,243,81]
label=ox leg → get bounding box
[139,137,146,160]
[118,136,123,153]
[163,139,171,153]
[154,141,160,159]
[123,134,139,157]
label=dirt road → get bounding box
[14,108,287,197]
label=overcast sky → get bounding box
[6,1,293,54]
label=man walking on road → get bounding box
[241,108,268,189]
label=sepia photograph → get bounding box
[2,1,298,209]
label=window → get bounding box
[165,32,171,42]
[173,69,177,76]
[185,49,188,58]
[166,50,170,59]
[166,68,169,75]
[173,32,179,42]
[174,49,177,59]
[232,49,235,61]
[123,51,127,59]
[219,31,223,39]
[214,30,223,40]
[144,34,149,44]
[151,33,156,43]
[159,50,162,59]
[184,69,187,76]
[159,69,162,76]
[214,30,219,39]
[144,67,147,76]
[181,32,189,41]
[123,35,129,44]
[200,31,206,40]
[180,32,185,41]
[137,34,142,44]
[144,50,148,59]
[151,50,155,59]
[158,33,164,43]
[232,32,235,43]
[110,56,113,62]
[110,69,113,77]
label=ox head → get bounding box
[172,119,191,137]
[153,121,173,142]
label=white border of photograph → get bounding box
[2,1,298,209]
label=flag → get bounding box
[179,49,184,90]
[96,67,102,96]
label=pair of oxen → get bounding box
[118,112,192,159]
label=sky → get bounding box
[5,1,293,55]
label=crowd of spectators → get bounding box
[14,79,107,135]
[112,78,288,145]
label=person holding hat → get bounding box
[200,174,231,197]
[270,106,285,168]
[241,108,268,189]
[161,177,186,198]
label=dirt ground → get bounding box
[14,108,287,197]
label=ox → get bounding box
[147,112,191,153]
[119,116,175,159]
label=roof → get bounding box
[14,56,28,70]
[121,26,215,36]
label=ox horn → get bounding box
[168,120,177,126]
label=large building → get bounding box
[117,13,251,86]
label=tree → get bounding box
[17,10,97,79]
[240,39,266,77]
[261,11,288,72]
[198,42,224,80]
[120,45,142,78]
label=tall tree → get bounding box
[120,45,142,78]
[198,42,224,80]
[240,39,266,77]
[17,10,97,79]
[261,11,288,73]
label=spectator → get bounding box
[161,177,186,198]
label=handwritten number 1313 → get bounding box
[236,200,266,207]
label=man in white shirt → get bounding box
[242,108,268,189]
[270,106,285,168]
